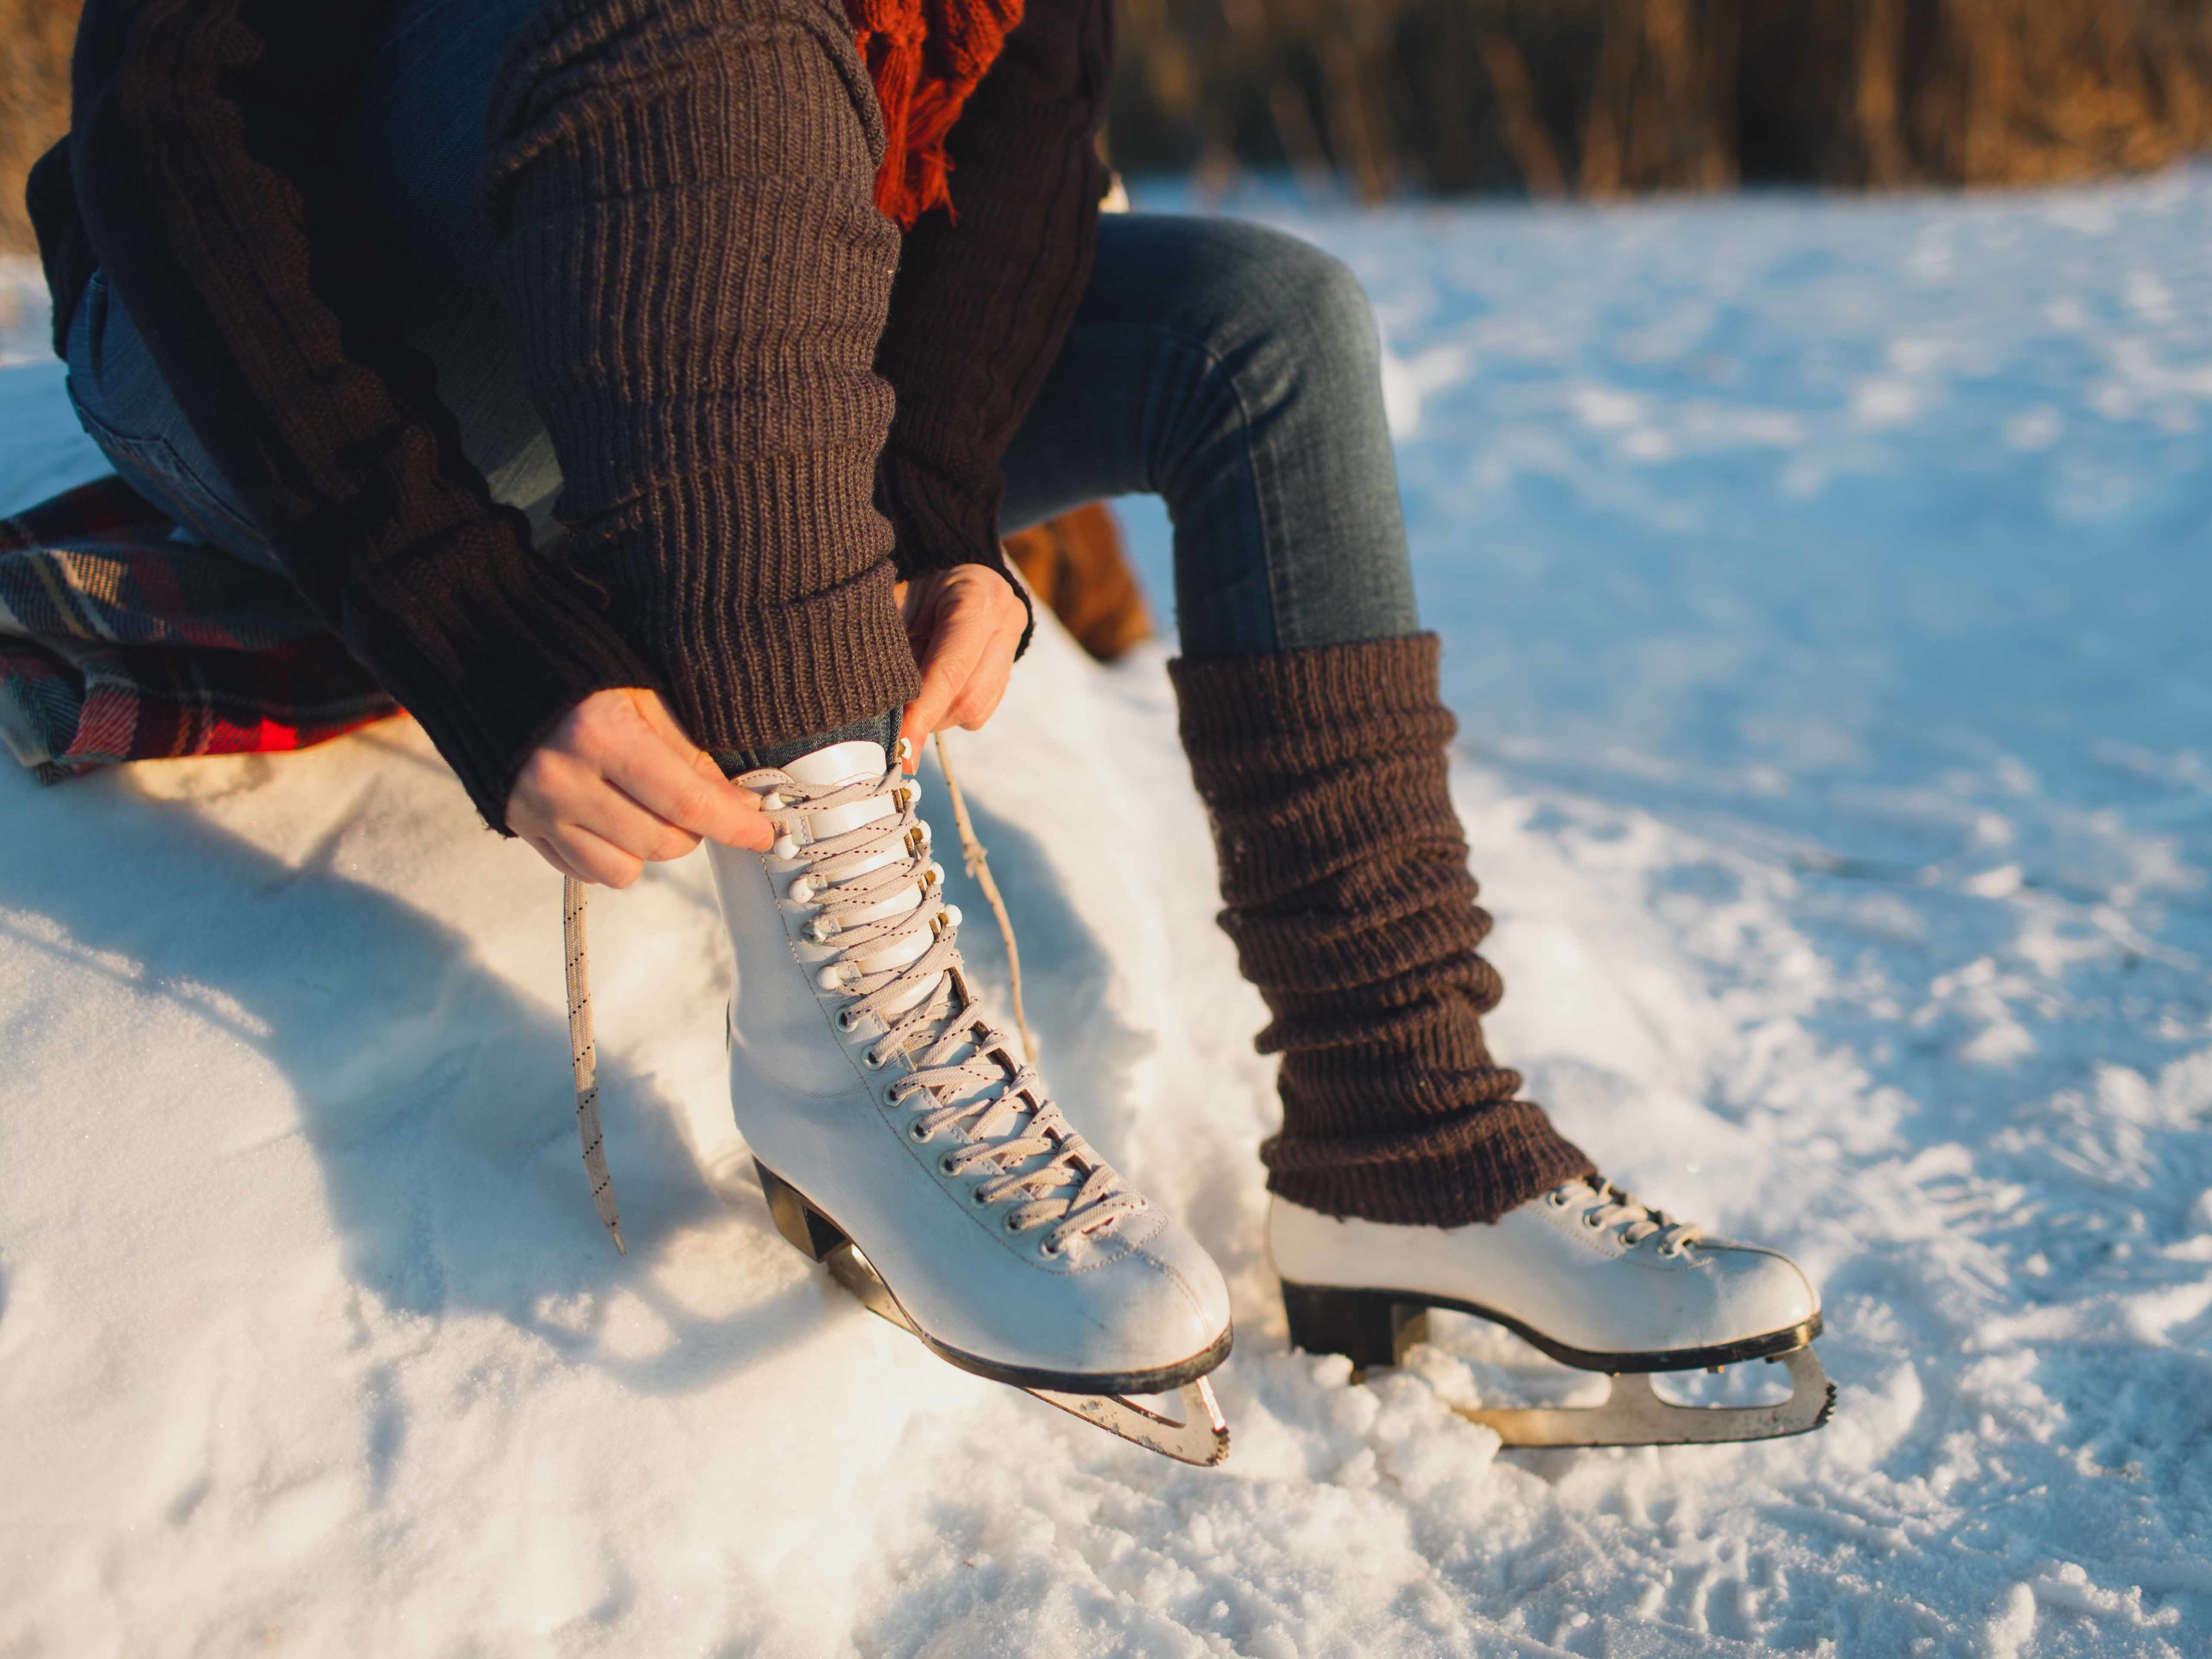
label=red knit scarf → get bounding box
[844,0,1025,227]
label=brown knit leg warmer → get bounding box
[1170,634,1594,1226]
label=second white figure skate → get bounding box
[1270,1178,1834,1447]
[707,739,1233,1464]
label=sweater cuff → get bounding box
[876,453,1036,657]
[338,512,664,832]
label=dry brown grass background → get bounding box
[1,0,76,254]
[1113,0,2212,197]
[4,0,2212,256]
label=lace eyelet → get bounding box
[1040,1239,1062,1258]
[1004,1216,1022,1234]
[1582,1212,1603,1228]
[971,1189,990,1206]
[1548,1190,1571,1208]
[835,1010,854,1032]
[939,1155,960,1176]
[862,1048,885,1070]
[908,1120,930,1141]
[1658,1242,1682,1258]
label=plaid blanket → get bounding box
[0,475,397,782]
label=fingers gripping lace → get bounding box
[1550,1177,1705,1256]
[760,761,1147,1254]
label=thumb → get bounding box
[898,690,944,774]
[629,689,773,848]
[900,630,978,771]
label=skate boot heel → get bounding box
[755,1161,849,1262]
[1281,1281,1429,1372]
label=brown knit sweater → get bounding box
[32,0,1109,827]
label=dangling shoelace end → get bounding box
[564,874,626,1256]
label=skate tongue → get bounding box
[779,740,886,790]
[775,741,896,841]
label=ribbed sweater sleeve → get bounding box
[872,0,1112,601]
[481,0,919,759]
[64,0,661,830]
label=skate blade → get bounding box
[1455,1344,1837,1448]
[1024,1377,1230,1467]
[824,1240,1231,1467]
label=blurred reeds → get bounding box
[4,0,2212,257]
[1114,0,2212,197]
[1,0,74,255]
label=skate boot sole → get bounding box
[1281,1279,1835,1448]
[757,1160,1234,1397]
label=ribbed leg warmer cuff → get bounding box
[1170,633,1593,1227]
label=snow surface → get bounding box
[3,169,2209,1655]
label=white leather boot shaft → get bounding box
[710,740,1231,1385]
[1270,1178,1820,1361]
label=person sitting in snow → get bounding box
[24,0,1827,1449]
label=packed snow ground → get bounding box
[2,168,2208,1656]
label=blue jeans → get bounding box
[63,0,1417,684]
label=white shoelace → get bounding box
[1548,1177,1705,1257]
[754,757,1147,1257]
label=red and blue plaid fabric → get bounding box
[0,475,398,782]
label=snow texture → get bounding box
[3,168,2208,1655]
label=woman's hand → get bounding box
[896,563,1028,769]
[508,687,773,886]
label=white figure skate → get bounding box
[709,739,1232,1465]
[1270,1177,1833,1447]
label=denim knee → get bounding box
[999,210,1419,654]
[1136,219,1413,653]
[1242,229,1382,382]
[1163,221,1384,418]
